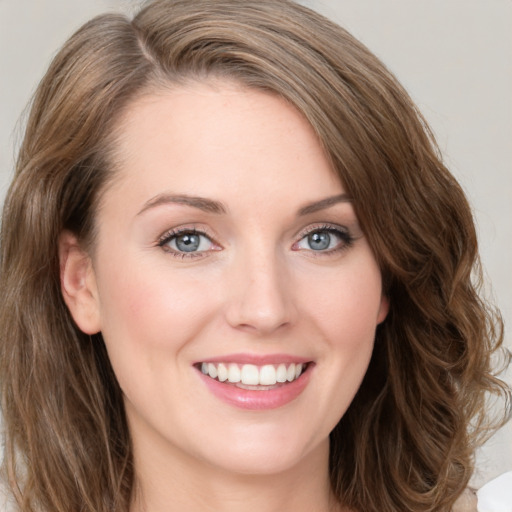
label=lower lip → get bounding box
[197,364,313,410]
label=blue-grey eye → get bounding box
[165,232,213,253]
[296,228,348,252]
[175,233,200,252]
[307,232,331,250]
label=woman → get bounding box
[0,1,509,511]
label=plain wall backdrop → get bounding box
[1,0,511,489]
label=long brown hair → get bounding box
[1,1,509,511]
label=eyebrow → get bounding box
[137,192,351,217]
[297,194,352,216]
[137,194,227,216]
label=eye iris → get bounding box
[308,231,330,250]
[175,233,200,252]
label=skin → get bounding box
[60,81,388,512]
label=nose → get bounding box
[224,248,296,336]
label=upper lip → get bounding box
[195,353,312,365]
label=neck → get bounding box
[129,434,344,512]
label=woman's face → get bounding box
[67,81,388,477]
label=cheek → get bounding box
[96,259,217,362]
[297,260,384,346]
[95,261,221,415]
[288,261,382,434]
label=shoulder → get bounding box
[453,488,478,512]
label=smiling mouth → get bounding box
[197,362,309,388]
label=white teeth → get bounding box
[276,364,287,383]
[240,364,259,385]
[201,362,307,386]
[286,363,296,382]
[200,363,306,386]
[227,363,241,383]
[217,363,228,382]
[259,364,277,385]
[207,363,218,379]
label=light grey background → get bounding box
[1,0,510,488]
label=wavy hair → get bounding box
[0,1,509,511]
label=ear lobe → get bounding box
[377,295,390,325]
[59,230,101,334]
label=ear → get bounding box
[377,294,390,325]
[59,230,101,334]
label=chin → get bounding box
[192,423,330,477]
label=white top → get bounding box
[477,472,512,512]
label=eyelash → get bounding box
[293,224,355,256]
[157,224,355,259]
[157,227,219,259]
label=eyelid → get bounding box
[292,223,356,253]
[157,225,221,257]
[295,222,351,240]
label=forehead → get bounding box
[105,81,343,213]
